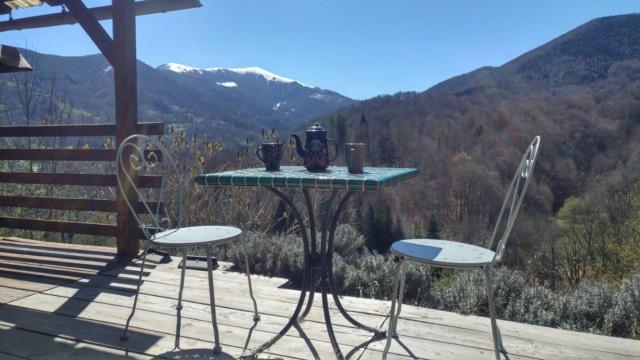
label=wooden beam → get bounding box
[0,122,164,137]
[0,3,10,15]
[0,217,117,237]
[0,172,162,188]
[0,196,164,213]
[0,0,203,32]
[0,149,162,162]
[0,196,117,212]
[113,0,139,258]
[0,149,116,161]
[62,0,115,65]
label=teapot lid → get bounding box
[306,123,326,133]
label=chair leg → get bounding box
[383,258,404,360]
[206,246,222,354]
[483,267,506,360]
[174,249,187,350]
[242,237,260,321]
[396,261,407,319]
[121,241,151,341]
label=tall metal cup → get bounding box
[345,143,365,174]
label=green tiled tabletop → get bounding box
[196,166,418,191]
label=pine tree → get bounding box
[357,113,369,143]
[380,206,394,251]
[427,213,441,239]
[391,216,405,242]
[362,204,398,252]
[360,113,368,125]
[271,199,289,233]
[335,114,348,146]
[365,205,376,248]
[426,213,444,279]
[355,207,366,236]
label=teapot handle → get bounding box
[329,139,339,163]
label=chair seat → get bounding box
[150,226,242,247]
[391,239,495,268]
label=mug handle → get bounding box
[256,146,264,162]
[329,139,339,163]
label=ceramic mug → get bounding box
[345,143,366,174]
[256,143,283,171]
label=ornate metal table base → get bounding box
[196,166,419,359]
[248,187,385,360]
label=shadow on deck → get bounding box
[0,237,639,360]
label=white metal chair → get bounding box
[116,134,259,354]
[383,136,541,360]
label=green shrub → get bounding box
[219,224,640,339]
[604,270,640,338]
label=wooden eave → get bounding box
[0,0,201,27]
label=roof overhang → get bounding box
[0,0,202,31]
[0,44,32,73]
[4,0,45,11]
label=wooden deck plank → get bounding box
[1,237,640,360]
[0,352,24,360]
[7,293,361,360]
[0,270,70,292]
[137,261,635,356]
[102,262,640,358]
[8,292,499,360]
[0,306,295,360]
[183,268,640,357]
[0,237,117,254]
[0,260,97,281]
[39,284,469,359]
[0,286,35,304]
[0,323,152,359]
[42,281,571,360]
[0,243,118,266]
[57,272,636,360]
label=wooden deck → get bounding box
[0,237,639,360]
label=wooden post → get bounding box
[113,0,139,259]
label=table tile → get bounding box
[195,166,418,191]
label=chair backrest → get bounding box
[489,136,541,263]
[116,134,184,240]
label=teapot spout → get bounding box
[291,134,306,158]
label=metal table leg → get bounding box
[319,191,344,359]
[250,188,382,360]
[326,191,386,338]
[319,191,386,359]
[247,187,319,359]
[300,189,319,321]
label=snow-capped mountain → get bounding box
[160,63,307,86]
[0,50,355,146]
[155,62,354,139]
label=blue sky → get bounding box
[1,0,638,99]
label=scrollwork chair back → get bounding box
[116,134,184,241]
[489,136,541,263]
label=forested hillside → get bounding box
[316,14,640,286]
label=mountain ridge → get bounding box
[429,13,640,95]
[0,49,355,145]
[313,13,640,250]
[157,63,312,87]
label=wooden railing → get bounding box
[0,122,164,250]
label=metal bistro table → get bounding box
[195,165,418,359]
